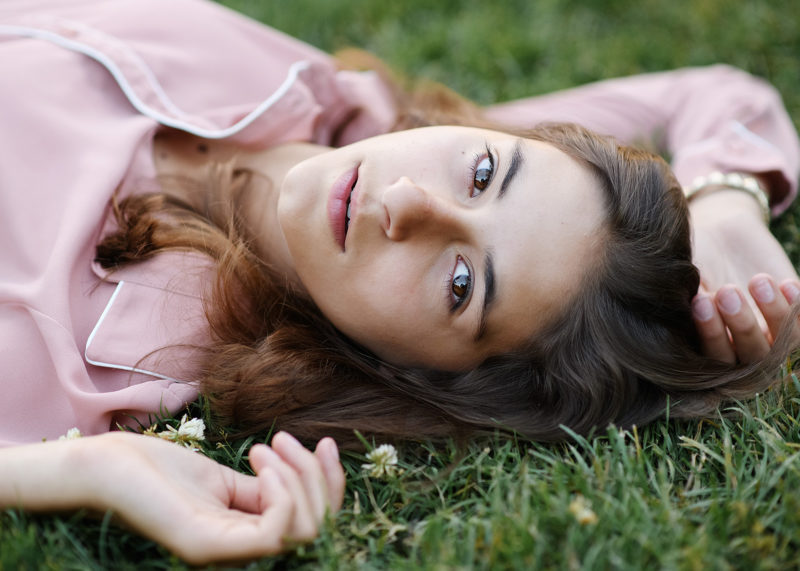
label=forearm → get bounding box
[0,437,107,512]
[485,65,800,213]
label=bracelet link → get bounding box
[683,171,771,223]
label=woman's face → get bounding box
[278,126,606,370]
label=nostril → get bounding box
[383,204,409,242]
[381,203,391,235]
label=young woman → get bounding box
[1,0,799,563]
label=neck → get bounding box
[152,130,328,290]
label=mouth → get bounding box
[344,175,356,236]
[327,164,360,251]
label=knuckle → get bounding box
[734,321,761,337]
[699,325,727,343]
[765,307,789,324]
[722,313,757,334]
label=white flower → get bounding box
[58,427,82,440]
[568,494,598,526]
[155,415,206,449]
[362,443,400,478]
[176,416,206,440]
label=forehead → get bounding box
[479,137,607,356]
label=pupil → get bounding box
[475,168,490,189]
[452,274,469,297]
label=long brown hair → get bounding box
[96,67,795,448]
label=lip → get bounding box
[327,164,359,251]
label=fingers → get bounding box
[250,441,319,541]
[233,432,345,546]
[778,278,800,344]
[715,285,771,363]
[693,285,769,363]
[779,279,800,308]
[693,275,800,364]
[174,466,294,565]
[314,437,345,512]
[254,466,293,533]
[252,432,344,542]
[692,293,736,363]
[748,274,792,342]
[270,434,326,520]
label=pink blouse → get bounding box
[1,0,797,445]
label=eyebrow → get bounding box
[474,252,496,342]
[499,138,524,198]
[474,139,524,341]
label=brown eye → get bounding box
[450,257,472,309]
[452,273,469,297]
[471,154,494,197]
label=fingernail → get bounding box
[752,277,775,303]
[785,282,800,303]
[692,296,714,322]
[717,287,742,315]
[277,431,303,449]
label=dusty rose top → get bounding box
[1,0,797,445]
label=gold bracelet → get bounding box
[683,171,771,223]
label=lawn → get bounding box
[3,0,800,568]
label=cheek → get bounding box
[311,263,422,349]
[276,193,314,267]
[277,164,312,224]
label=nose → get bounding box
[381,177,465,241]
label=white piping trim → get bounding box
[0,23,310,139]
[70,19,187,118]
[84,281,181,383]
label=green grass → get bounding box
[4,0,800,568]
[6,388,800,569]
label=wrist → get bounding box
[689,188,766,227]
[59,435,119,511]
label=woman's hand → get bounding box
[689,188,800,362]
[0,431,345,565]
[692,274,799,363]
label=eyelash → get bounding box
[468,144,496,198]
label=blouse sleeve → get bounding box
[484,65,800,215]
